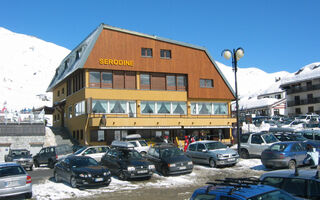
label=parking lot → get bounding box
[28,159,266,200]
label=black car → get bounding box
[53,155,111,188]
[100,141,155,180]
[33,144,73,168]
[145,143,193,176]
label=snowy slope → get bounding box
[0,27,70,111]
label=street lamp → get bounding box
[221,48,244,156]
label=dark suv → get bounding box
[145,143,193,176]
[33,145,73,168]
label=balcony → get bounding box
[286,84,320,95]
[287,97,320,107]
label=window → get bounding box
[57,90,60,97]
[101,72,113,88]
[160,49,171,59]
[75,100,85,116]
[177,75,187,90]
[91,100,136,115]
[62,88,64,95]
[251,135,263,144]
[295,108,301,115]
[166,75,176,90]
[89,71,101,88]
[200,79,213,88]
[308,106,314,113]
[68,106,72,119]
[191,102,227,115]
[197,144,206,152]
[188,144,196,151]
[214,103,228,115]
[140,73,150,89]
[140,101,187,115]
[141,48,152,57]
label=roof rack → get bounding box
[206,177,262,195]
[111,141,135,149]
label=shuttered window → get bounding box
[113,71,124,89]
[125,71,136,89]
[151,73,165,90]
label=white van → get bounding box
[123,134,150,155]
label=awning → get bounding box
[99,126,232,130]
[183,126,232,129]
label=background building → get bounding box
[47,24,236,145]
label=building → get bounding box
[46,24,236,145]
[280,63,320,116]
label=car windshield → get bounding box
[74,147,87,155]
[0,166,26,177]
[11,150,30,157]
[262,134,278,143]
[205,142,227,150]
[70,157,99,168]
[119,150,142,160]
[270,143,288,151]
[248,189,295,200]
[139,140,148,146]
[160,147,184,158]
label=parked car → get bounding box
[273,133,307,142]
[190,178,296,200]
[73,145,109,162]
[186,141,239,168]
[260,168,320,199]
[145,143,193,176]
[4,149,33,171]
[33,144,73,168]
[238,132,279,159]
[100,141,155,180]
[261,141,310,169]
[123,134,150,155]
[53,155,111,188]
[0,162,32,199]
[295,113,319,124]
[281,120,306,129]
[296,129,320,141]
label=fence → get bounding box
[0,110,45,124]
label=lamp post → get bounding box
[221,48,244,155]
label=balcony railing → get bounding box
[286,84,320,95]
[287,97,320,107]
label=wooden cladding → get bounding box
[67,70,85,96]
[89,70,136,89]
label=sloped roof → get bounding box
[47,24,235,97]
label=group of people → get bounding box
[183,135,196,152]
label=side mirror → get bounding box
[202,149,207,153]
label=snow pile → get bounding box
[241,122,271,133]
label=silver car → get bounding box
[186,141,239,168]
[0,162,32,199]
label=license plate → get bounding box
[137,170,148,174]
[179,166,187,170]
[228,158,235,161]
[95,178,104,182]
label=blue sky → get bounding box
[1,0,319,73]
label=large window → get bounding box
[141,101,187,115]
[89,71,100,88]
[140,73,151,89]
[92,100,136,115]
[75,101,85,116]
[191,102,228,115]
[141,48,152,57]
[200,79,213,88]
[89,70,136,89]
[160,49,171,59]
[166,75,176,90]
[101,72,112,88]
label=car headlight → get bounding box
[217,154,224,159]
[148,165,155,170]
[168,163,176,167]
[187,161,193,165]
[127,166,135,171]
[79,173,87,178]
[88,173,92,178]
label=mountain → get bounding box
[0,27,309,112]
[0,27,70,111]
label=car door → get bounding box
[38,148,47,164]
[101,150,115,173]
[146,148,162,171]
[186,143,197,162]
[250,135,265,156]
[291,143,307,166]
[56,158,68,182]
[195,143,208,164]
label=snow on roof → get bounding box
[281,62,320,86]
[237,96,282,110]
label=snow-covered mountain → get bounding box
[0,27,70,111]
[0,27,312,112]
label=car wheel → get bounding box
[288,160,296,169]
[118,171,128,181]
[161,166,169,176]
[209,158,216,168]
[240,149,250,159]
[70,176,77,188]
[34,160,39,168]
[25,192,32,199]
[54,171,60,183]
[48,160,54,169]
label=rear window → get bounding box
[270,144,288,151]
[240,134,250,143]
[262,134,278,143]
[138,140,148,146]
[0,166,26,177]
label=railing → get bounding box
[0,111,45,124]
[287,97,320,107]
[286,84,320,95]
